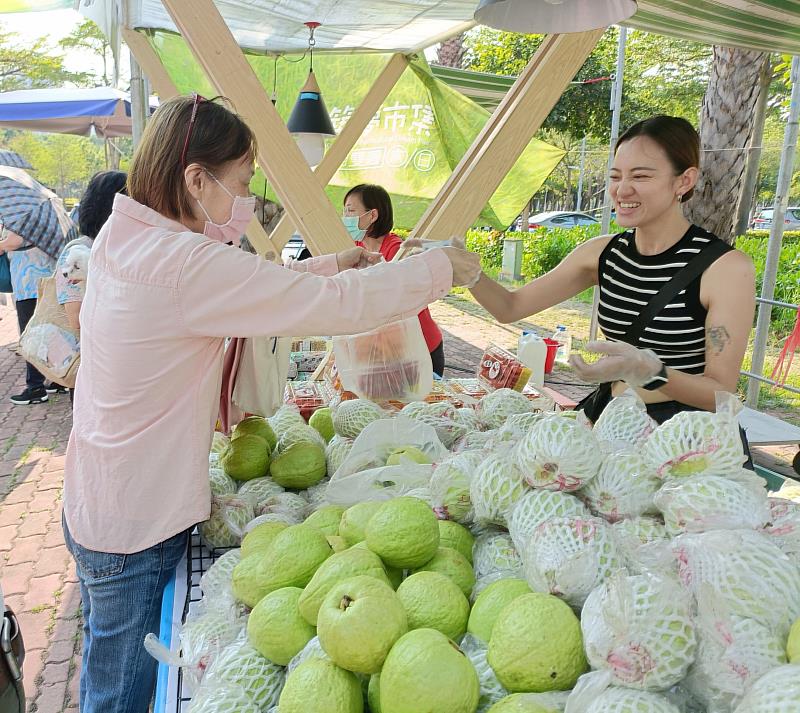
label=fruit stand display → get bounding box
[151,384,800,713]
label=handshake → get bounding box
[336,236,482,289]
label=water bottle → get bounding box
[551,325,572,364]
[517,330,547,388]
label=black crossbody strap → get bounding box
[621,238,731,347]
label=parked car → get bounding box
[515,211,599,232]
[280,233,311,263]
[751,207,800,231]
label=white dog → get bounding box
[61,244,91,282]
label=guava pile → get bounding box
[182,390,800,713]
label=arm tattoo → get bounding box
[707,325,731,355]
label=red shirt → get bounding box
[357,233,443,352]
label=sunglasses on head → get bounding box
[179,93,208,169]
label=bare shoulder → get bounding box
[705,246,755,283]
[700,246,755,308]
[571,233,616,262]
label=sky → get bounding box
[1,8,128,84]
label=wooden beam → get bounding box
[159,0,351,257]
[270,53,410,250]
[122,26,293,260]
[410,30,603,240]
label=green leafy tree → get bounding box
[59,19,116,87]
[0,24,90,91]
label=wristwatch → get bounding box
[642,363,669,391]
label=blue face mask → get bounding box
[342,212,369,241]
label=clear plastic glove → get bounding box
[568,340,664,387]
[336,246,383,271]
[441,245,482,288]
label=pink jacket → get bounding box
[63,195,452,553]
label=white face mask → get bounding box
[197,172,256,247]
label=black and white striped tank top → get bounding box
[596,225,732,375]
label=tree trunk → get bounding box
[435,33,466,68]
[734,55,772,238]
[685,46,766,244]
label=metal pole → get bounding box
[590,25,626,340]
[746,55,800,408]
[129,53,147,148]
[576,135,587,211]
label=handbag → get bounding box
[0,255,11,294]
[18,274,80,388]
[0,606,25,713]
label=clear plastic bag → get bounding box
[332,316,433,402]
[325,416,447,506]
[592,389,657,448]
[199,495,255,549]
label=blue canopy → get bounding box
[0,87,157,138]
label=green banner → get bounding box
[1,1,73,11]
[147,31,564,230]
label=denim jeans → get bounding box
[62,516,189,713]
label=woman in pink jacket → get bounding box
[61,94,480,712]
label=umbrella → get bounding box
[0,166,77,258]
[0,150,32,170]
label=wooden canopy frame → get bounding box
[123,0,602,259]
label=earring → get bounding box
[676,193,683,203]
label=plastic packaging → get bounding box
[518,331,547,388]
[332,316,433,402]
[551,325,572,364]
[477,344,531,392]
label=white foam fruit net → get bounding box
[671,529,800,637]
[430,450,484,523]
[201,637,286,708]
[209,466,237,497]
[302,479,331,512]
[268,405,306,436]
[179,609,246,693]
[287,635,330,673]
[575,687,681,713]
[653,475,770,536]
[186,681,262,713]
[236,477,285,508]
[643,400,746,482]
[592,391,658,447]
[515,415,601,492]
[612,517,669,574]
[199,495,255,549]
[732,664,800,712]
[507,489,589,556]
[581,572,696,690]
[200,549,241,610]
[523,516,623,609]
[472,529,523,584]
[579,450,660,523]
[274,423,326,455]
[459,633,508,713]
[325,435,354,476]
[400,401,463,448]
[763,496,800,566]
[683,594,787,713]
[478,387,535,429]
[332,398,385,439]
[470,453,529,527]
[254,492,308,524]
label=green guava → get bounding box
[339,501,383,547]
[380,628,479,713]
[278,657,364,713]
[304,505,345,537]
[240,520,287,559]
[365,497,440,569]
[309,407,335,442]
[232,524,332,608]
[412,546,475,599]
[247,586,315,665]
[385,446,432,466]
[789,617,800,662]
[333,399,384,439]
[438,520,475,564]
[221,434,270,481]
[468,579,531,644]
[317,575,408,674]
[299,546,391,626]
[232,415,277,452]
[270,442,326,488]
[209,466,237,497]
[486,694,554,712]
[327,535,349,552]
[488,593,586,692]
[396,571,470,641]
[368,673,382,713]
[203,638,285,708]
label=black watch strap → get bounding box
[642,364,668,391]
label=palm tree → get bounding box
[686,47,767,244]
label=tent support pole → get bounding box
[408,29,603,241]
[160,0,351,257]
[269,53,410,250]
[129,53,147,148]
[122,26,285,260]
[746,55,800,407]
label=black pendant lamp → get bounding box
[286,22,336,166]
[474,0,637,34]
